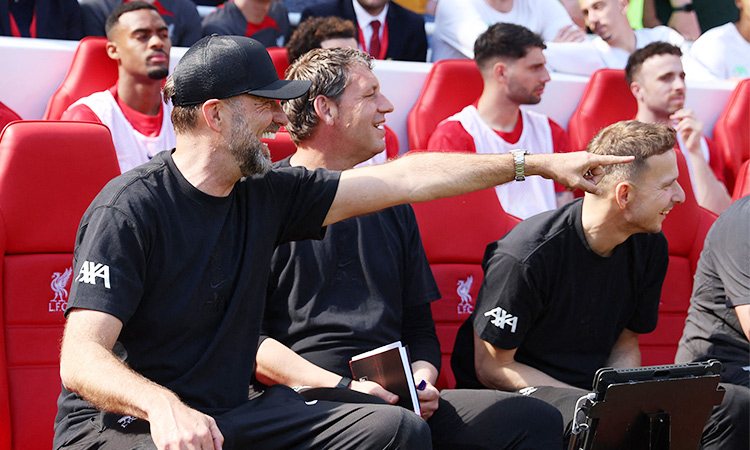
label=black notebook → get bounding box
[349,341,421,415]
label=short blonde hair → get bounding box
[586,120,676,184]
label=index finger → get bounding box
[590,154,634,167]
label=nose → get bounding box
[541,66,551,83]
[149,33,169,49]
[379,93,394,114]
[672,181,686,204]
[271,101,288,127]
[585,10,597,26]
[674,76,686,91]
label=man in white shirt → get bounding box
[626,41,731,214]
[545,0,688,76]
[431,0,585,61]
[685,0,750,80]
[428,23,574,219]
[62,1,176,173]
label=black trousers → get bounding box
[699,383,750,450]
[429,389,564,450]
[58,385,431,450]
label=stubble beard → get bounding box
[228,114,272,177]
[147,66,169,80]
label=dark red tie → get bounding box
[369,20,381,58]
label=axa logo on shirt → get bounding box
[75,261,112,289]
[484,306,518,333]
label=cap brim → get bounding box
[249,79,312,100]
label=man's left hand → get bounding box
[415,379,440,420]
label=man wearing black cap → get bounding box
[54,34,632,450]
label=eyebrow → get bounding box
[132,25,169,34]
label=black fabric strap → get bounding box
[336,376,352,389]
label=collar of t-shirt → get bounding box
[352,0,388,49]
[473,100,524,144]
[243,6,280,37]
[109,85,164,138]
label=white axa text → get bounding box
[484,307,518,333]
[75,261,111,289]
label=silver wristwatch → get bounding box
[509,149,529,181]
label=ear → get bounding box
[614,181,632,210]
[313,95,337,126]
[620,0,630,14]
[201,99,224,133]
[105,41,119,60]
[630,81,643,103]
[493,60,507,82]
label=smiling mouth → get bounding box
[374,121,385,130]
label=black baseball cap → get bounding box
[171,35,312,106]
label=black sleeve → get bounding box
[66,205,147,324]
[266,165,340,245]
[401,303,441,372]
[472,242,543,351]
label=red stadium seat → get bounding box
[43,37,118,120]
[642,148,717,366]
[266,46,290,79]
[384,125,399,159]
[412,187,520,389]
[407,59,482,150]
[0,102,21,132]
[567,69,636,152]
[732,159,750,201]
[0,121,120,450]
[713,78,750,193]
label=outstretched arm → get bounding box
[324,151,632,226]
[60,309,223,450]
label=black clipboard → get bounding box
[569,360,726,450]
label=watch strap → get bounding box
[510,149,528,182]
[336,376,352,389]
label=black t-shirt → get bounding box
[54,151,339,447]
[675,196,750,387]
[452,199,667,390]
[262,159,441,377]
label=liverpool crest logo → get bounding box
[49,267,73,312]
[456,275,474,314]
